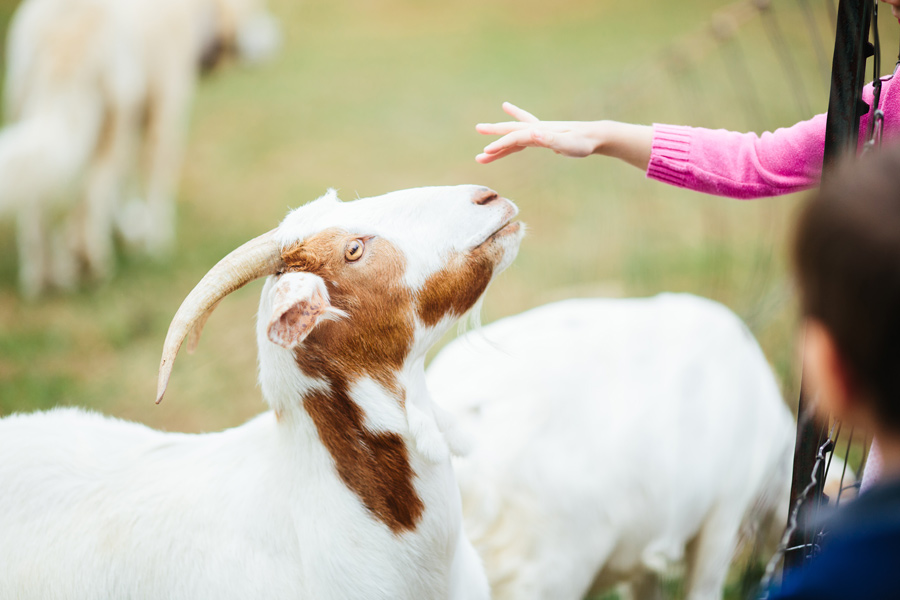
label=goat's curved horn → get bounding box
[156,229,285,404]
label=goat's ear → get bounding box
[266,272,343,349]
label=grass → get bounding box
[0,0,898,597]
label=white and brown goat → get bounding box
[0,0,279,297]
[0,185,521,599]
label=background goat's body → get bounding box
[0,0,276,297]
[428,294,795,600]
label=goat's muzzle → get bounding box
[156,229,285,404]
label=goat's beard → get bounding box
[458,296,485,336]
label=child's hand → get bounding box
[475,102,653,170]
[475,102,603,164]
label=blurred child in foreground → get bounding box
[761,145,900,599]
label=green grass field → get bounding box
[0,0,897,597]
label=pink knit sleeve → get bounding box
[647,115,827,199]
[645,76,900,199]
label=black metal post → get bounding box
[784,0,872,574]
[822,0,873,174]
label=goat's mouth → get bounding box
[477,219,522,249]
[476,197,521,248]
[493,221,521,237]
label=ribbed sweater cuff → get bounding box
[646,124,693,187]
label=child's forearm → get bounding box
[591,121,653,171]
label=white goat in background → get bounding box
[427,295,796,600]
[0,185,521,599]
[0,0,279,297]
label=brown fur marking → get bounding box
[304,386,424,534]
[281,229,423,532]
[416,247,496,327]
[283,229,413,394]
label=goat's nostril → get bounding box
[472,189,499,206]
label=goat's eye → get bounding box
[345,239,365,262]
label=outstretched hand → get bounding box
[475,102,653,170]
[475,102,603,164]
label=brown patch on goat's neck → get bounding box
[281,229,423,532]
[416,247,496,327]
[304,384,424,533]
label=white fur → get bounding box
[426,294,796,600]
[0,0,280,297]
[0,185,521,599]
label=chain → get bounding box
[757,420,839,597]
[863,0,884,154]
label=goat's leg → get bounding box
[50,210,80,292]
[510,538,614,600]
[138,73,191,257]
[16,203,50,298]
[625,571,664,600]
[682,504,741,600]
[80,105,139,282]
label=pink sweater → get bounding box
[646,73,900,491]
[647,71,899,198]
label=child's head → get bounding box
[793,145,900,433]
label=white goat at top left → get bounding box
[0,0,280,297]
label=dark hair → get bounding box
[793,144,900,430]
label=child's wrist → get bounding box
[591,121,653,170]
[589,121,616,156]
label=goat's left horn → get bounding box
[156,229,285,404]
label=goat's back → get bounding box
[427,294,794,600]
[0,408,312,599]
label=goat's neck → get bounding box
[265,354,448,534]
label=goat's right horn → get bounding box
[156,229,285,404]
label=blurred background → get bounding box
[0,0,897,448]
[1,0,898,597]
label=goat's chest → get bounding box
[293,513,455,599]
[283,451,461,599]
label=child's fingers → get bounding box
[482,129,546,154]
[502,102,539,123]
[475,121,530,135]
[476,146,526,164]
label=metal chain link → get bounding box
[758,420,838,597]
[863,0,884,154]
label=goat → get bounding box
[426,294,795,600]
[0,185,521,599]
[0,0,279,297]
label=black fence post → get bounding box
[823,0,872,173]
[784,0,872,574]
